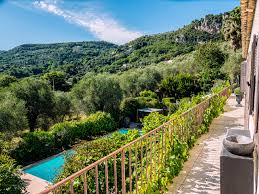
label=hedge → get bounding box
[10,112,117,165]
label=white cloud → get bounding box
[33,1,142,44]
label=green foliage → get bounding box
[221,50,242,84]
[159,73,200,99]
[0,92,28,133]
[120,97,140,122]
[10,131,56,165]
[118,68,162,97]
[162,98,177,114]
[52,92,72,123]
[234,87,242,96]
[194,42,226,70]
[221,7,241,50]
[71,74,123,119]
[194,43,227,91]
[0,9,227,79]
[120,96,161,123]
[211,80,230,94]
[53,88,228,194]
[0,75,17,88]
[10,78,55,131]
[10,112,116,165]
[141,136,188,193]
[142,90,228,193]
[41,71,71,91]
[136,97,161,108]
[142,112,168,133]
[139,90,158,99]
[0,41,117,78]
[56,130,141,193]
[0,154,26,194]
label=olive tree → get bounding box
[11,78,55,131]
[0,92,28,133]
[71,74,123,119]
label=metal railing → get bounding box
[40,87,230,194]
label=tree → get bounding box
[221,51,242,84]
[0,92,28,133]
[0,75,17,88]
[194,43,226,87]
[71,74,123,119]
[159,73,200,99]
[194,42,226,70]
[119,68,162,97]
[222,7,241,50]
[11,78,55,131]
[0,154,26,194]
[53,92,72,122]
[41,71,71,91]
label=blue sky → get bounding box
[0,0,239,50]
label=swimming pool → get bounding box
[23,129,142,182]
[118,128,130,134]
[118,128,142,135]
[23,150,75,182]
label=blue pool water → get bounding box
[118,128,130,134]
[24,129,142,182]
[24,150,75,182]
[118,128,142,135]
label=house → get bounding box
[241,0,259,192]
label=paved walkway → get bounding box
[167,95,245,194]
[22,173,50,194]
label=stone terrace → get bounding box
[167,94,245,194]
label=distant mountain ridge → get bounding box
[0,41,117,78]
[0,8,233,79]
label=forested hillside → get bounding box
[0,41,117,78]
[0,10,227,79]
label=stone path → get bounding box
[167,94,245,194]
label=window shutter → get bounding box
[240,61,247,92]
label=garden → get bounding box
[0,42,239,193]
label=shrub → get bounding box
[136,97,161,108]
[234,87,242,96]
[120,97,140,121]
[55,130,141,193]
[0,154,26,194]
[142,112,168,133]
[120,97,161,123]
[139,90,158,99]
[85,112,117,133]
[162,97,177,114]
[10,131,56,165]
[51,121,79,149]
[11,112,117,165]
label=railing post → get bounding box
[121,150,126,194]
[113,155,118,194]
[95,166,99,194]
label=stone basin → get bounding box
[223,135,254,156]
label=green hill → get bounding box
[0,10,227,79]
[0,41,117,78]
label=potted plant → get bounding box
[234,87,243,105]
